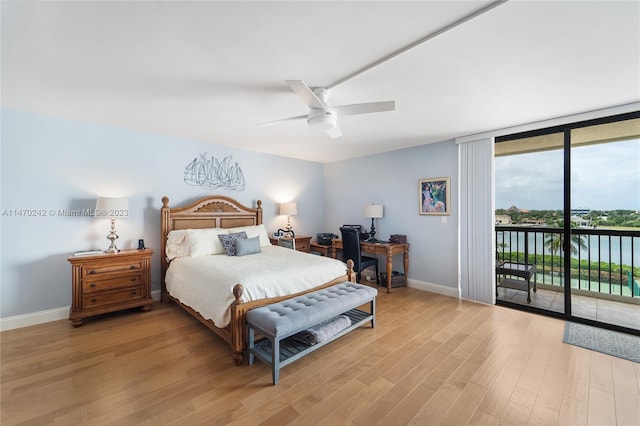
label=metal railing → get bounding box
[496,225,640,299]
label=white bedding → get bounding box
[165,245,348,327]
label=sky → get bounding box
[495,138,640,211]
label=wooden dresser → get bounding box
[68,249,153,326]
[269,235,311,253]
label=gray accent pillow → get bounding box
[235,236,261,256]
[218,231,248,256]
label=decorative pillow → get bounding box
[188,228,229,257]
[228,224,271,247]
[166,230,190,260]
[235,236,262,256]
[218,231,248,256]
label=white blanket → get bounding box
[165,245,348,327]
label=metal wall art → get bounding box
[184,153,246,191]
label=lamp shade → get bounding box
[280,202,298,216]
[364,204,383,218]
[96,197,129,217]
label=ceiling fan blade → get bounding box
[257,114,307,127]
[334,100,395,116]
[326,125,343,139]
[285,80,327,111]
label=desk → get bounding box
[332,240,409,293]
[309,242,332,257]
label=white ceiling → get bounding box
[2,1,639,163]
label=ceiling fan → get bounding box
[260,80,395,138]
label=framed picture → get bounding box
[419,177,450,216]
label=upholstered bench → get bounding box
[247,282,378,385]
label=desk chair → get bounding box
[340,227,379,284]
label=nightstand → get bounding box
[269,235,312,253]
[68,249,153,326]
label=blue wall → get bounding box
[1,108,460,320]
[323,142,459,292]
[0,109,325,317]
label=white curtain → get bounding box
[458,137,495,304]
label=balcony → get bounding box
[495,225,640,331]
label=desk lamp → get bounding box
[364,204,383,242]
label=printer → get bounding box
[316,233,337,245]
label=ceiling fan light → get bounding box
[307,113,337,131]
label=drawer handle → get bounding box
[89,270,97,274]
[130,266,138,269]
[130,290,137,295]
[90,283,97,288]
[90,298,97,303]
[131,278,137,282]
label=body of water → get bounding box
[497,230,639,266]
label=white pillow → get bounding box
[187,228,229,257]
[228,224,271,247]
[166,230,190,260]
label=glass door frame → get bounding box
[495,110,640,336]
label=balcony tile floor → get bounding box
[497,287,640,330]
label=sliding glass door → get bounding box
[495,131,566,314]
[569,119,640,332]
[495,112,640,334]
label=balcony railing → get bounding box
[495,225,640,301]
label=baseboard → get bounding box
[407,278,460,298]
[0,306,69,331]
[0,290,162,332]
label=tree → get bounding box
[544,220,588,271]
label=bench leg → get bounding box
[371,298,376,328]
[248,327,255,365]
[272,338,280,385]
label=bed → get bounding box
[160,195,354,365]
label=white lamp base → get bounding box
[105,218,120,253]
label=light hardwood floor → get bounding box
[2,287,639,425]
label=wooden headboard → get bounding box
[160,195,263,294]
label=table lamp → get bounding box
[364,204,383,242]
[96,197,129,253]
[279,202,297,233]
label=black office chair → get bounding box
[339,226,379,284]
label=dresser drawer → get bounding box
[82,274,143,293]
[82,260,144,277]
[83,286,144,308]
[296,241,310,252]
